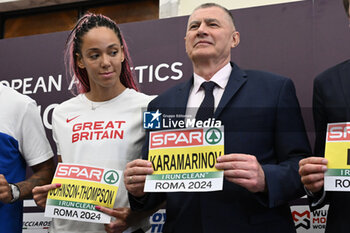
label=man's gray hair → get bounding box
[193,3,235,25]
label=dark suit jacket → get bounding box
[311,60,350,233]
[131,63,310,233]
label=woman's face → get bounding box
[76,26,124,94]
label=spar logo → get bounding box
[55,164,104,182]
[144,110,162,129]
[327,122,350,141]
[292,210,310,229]
[103,170,119,184]
[150,129,203,149]
[205,128,222,145]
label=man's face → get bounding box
[184,6,239,63]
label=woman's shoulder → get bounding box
[53,95,83,115]
[123,88,156,105]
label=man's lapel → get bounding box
[339,60,350,108]
[214,63,247,118]
[173,78,193,119]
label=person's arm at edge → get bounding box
[306,75,329,210]
[17,158,55,200]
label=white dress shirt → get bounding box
[185,62,232,120]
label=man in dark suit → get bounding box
[125,3,310,233]
[299,0,350,232]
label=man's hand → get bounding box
[124,159,153,197]
[0,174,13,203]
[215,153,266,193]
[299,157,328,193]
[32,183,61,208]
[96,206,130,233]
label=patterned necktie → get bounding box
[195,81,216,121]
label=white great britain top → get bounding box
[51,88,155,233]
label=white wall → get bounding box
[160,0,305,18]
